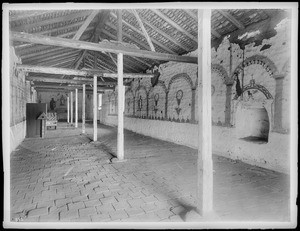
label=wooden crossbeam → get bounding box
[100,29,154,68]
[11,31,197,63]
[131,9,156,52]
[17,64,155,78]
[217,10,245,30]
[26,76,117,85]
[151,9,198,43]
[15,27,94,50]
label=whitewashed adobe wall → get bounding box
[100,17,291,174]
[10,47,36,152]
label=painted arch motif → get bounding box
[167,73,193,122]
[231,55,279,81]
[134,85,148,118]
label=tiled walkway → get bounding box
[10,122,290,224]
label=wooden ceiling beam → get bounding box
[110,11,176,54]
[151,9,198,43]
[138,13,191,52]
[35,88,105,93]
[100,29,154,68]
[217,10,245,30]
[131,9,156,52]
[73,10,99,40]
[15,26,94,50]
[34,84,113,90]
[17,64,155,78]
[11,31,197,63]
[26,76,117,85]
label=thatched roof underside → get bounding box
[9,8,289,89]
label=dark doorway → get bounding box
[26,103,47,138]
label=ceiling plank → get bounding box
[151,9,198,43]
[10,10,57,22]
[31,54,80,66]
[11,31,197,63]
[131,9,156,52]
[217,10,245,30]
[25,50,79,64]
[11,10,92,32]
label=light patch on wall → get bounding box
[238,30,261,40]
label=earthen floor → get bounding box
[10,122,290,224]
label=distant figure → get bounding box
[60,95,65,106]
[50,98,56,111]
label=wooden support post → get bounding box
[197,9,213,217]
[117,9,125,161]
[82,84,86,133]
[93,75,97,141]
[117,53,125,160]
[70,91,73,125]
[67,95,70,124]
[75,88,78,128]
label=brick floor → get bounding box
[9,122,291,225]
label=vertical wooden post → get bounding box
[70,91,73,125]
[67,95,70,124]
[93,75,97,141]
[75,88,78,128]
[82,84,86,133]
[197,9,213,216]
[117,53,124,160]
[117,9,124,160]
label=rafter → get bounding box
[151,9,198,43]
[217,10,245,30]
[72,10,99,40]
[101,29,154,68]
[110,11,176,54]
[138,13,191,51]
[131,9,156,52]
[11,31,197,63]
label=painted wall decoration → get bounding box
[175,90,183,116]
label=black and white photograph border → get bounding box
[2,2,298,229]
